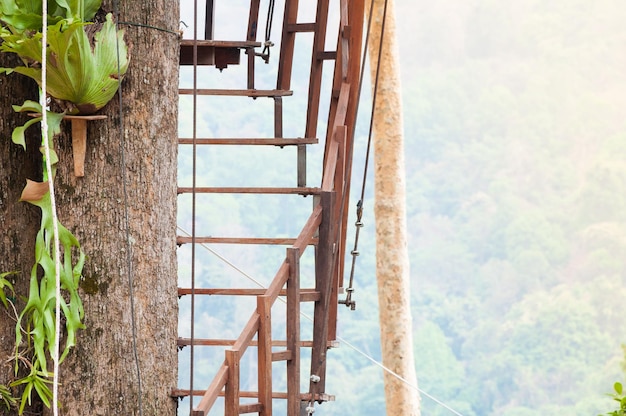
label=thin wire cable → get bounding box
[39,3,62,415]
[261,0,276,61]
[341,0,380,310]
[348,0,389,293]
[188,0,200,411]
[117,21,180,36]
[176,225,465,416]
[113,3,143,415]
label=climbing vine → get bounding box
[0,0,128,412]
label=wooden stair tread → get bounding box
[178,138,318,146]
[180,39,261,48]
[176,236,316,245]
[177,338,316,348]
[173,389,334,402]
[177,186,320,195]
[179,40,261,67]
[177,288,320,301]
[178,88,293,97]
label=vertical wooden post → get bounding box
[277,0,299,91]
[309,190,335,398]
[247,0,261,89]
[204,0,214,40]
[286,247,301,415]
[367,0,421,414]
[225,349,240,416]
[257,295,273,416]
[274,97,283,138]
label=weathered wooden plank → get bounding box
[304,0,332,139]
[177,288,319,298]
[191,363,228,415]
[178,89,293,97]
[277,0,300,90]
[180,39,261,48]
[272,350,292,361]
[224,350,240,416]
[177,187,321,195]
[239,403,263,414]
[177,237,313,245]
[257,296,273,416]
[178,138,318,145]
[308,191,335,397]
[286,247,302,415]
[177,338,317,348]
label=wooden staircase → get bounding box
[172,1,364,414]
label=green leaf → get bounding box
[2,14,129,114]
[616,382,623,396]
[54,0,102,22]
[0,272,17,309]
[11,117,40,149]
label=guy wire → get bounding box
[113,2,144,415]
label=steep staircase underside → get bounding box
[172,1,365,414]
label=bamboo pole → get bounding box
[366,0,421,414]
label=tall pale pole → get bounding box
[366,0,421,414]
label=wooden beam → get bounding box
[308,191,335,397]
[225,350,240,416]
[178,89,293,97]
[177,138,318,146]
[277,0,300,90]
[176,237,315,245]
[257,296,273,416]
[287,247,302,416]
[191,363,228,416]
[177,187,321,195]
[177,338,318,348]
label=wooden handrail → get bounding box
[192,202,323,415]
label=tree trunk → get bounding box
[0,47,43,415]
[31,2,178,415]
[366,0,421,415]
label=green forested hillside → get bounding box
[397,1,626,414]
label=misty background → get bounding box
[177,1,626,415]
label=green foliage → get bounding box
[0,0,128,114]
[599,382,626,416]
[0,272,16,309]
[0,383,16,411]
[0,0,101,30]
[4,100,85,414]
[10,367,53,414]
[0,0,126,411]
[0,13,129,114]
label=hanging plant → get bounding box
[0,4,129,114]
[0,0,129,412]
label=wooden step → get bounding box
[180,39,260,67]
[172,389,334,402]
[178,88,293,97]
[177,338,315,348]
[181,39,261,48]
[178,137,318,146]
[176,236,317,245]
[177,187,320,195]
[177,288,320,302]
[239,403,263,414]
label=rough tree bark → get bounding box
[0,44,43,415]
[366,0,421,415]
[51,1,180,415]
[1,1,180,415]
